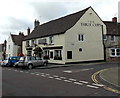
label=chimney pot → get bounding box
[34,19,40,28]
[112,17,117,23]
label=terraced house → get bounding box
[22,7,106,64]
[6,33,25,57]
[104,17,120,61]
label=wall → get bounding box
[22,34,66,64]
[64,8,106,63]
[6,34,14,57]
[6,34,19,57]
[118,1,120,22]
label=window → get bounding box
[27,51,32,56]
[111,35,115,41]
[49,36,54,44]
[78,34,84,42]
[110,48,120,57]
[31,40,36,46]
[67,51,72,59]
[8,45,10,49]
[54,50,62,60]
[50,51,53,58]
[79,48,82,52]
[38,39,46,44]
[43,50,49,59]
[103,34,107,40]
[26,41,30,47]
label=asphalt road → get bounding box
[2,61,119,97]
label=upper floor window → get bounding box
[103,34,107,40]
[38,39,47,44]
[49,36,54,44]
[78,34,84,42]
[31,39,36,46]
[111,35,115,41]
[8,45,10,49]
[26,41,30,47]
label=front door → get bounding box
[67,51,72,59]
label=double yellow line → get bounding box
[91,68,120,94]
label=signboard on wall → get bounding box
[81,21,101,27]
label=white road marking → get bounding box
[14,70,18,72]
[92,83,104,87]
[40,73,45,75]
[64,80,72,83]
[41,75,46,77]
[30,73,35,74]
[81,68,93,71]
[60,77,66,79]
[86,85,99,89]
[45,74,50,76]
[53,75,59,77]
[55,78,62,80]
[48,76,54,79]
[69,78,77,81]
[63,68,94,73]
[74,82,83,85]
[79,81,88,84]
[63,70,72,73]
[36,74,40,76]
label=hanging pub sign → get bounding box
[81,21,101,27]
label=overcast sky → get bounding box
[0,0,119,43]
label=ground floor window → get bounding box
[67,51,72,59]
[110,48,120,57]
[54,50,62,60]
[27,51,32,56]
[43,50,49,59]
[50,51,53,59]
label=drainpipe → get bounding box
[101,25,106,61]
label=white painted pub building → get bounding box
[22,7,106,64]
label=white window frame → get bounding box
[111,35,115,42]
[8,45,10,49]
[103,34,107,40]
[49,36,54,44]
[31,39,36,46]
[26,41,30,47]
[54,50,62,57]
[78,34,84,42]
[110,48,120,57]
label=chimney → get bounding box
[34,19,40,28]
[112,17,117,23]
[27,27,30,35]
[19,32,22,35]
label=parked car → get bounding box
[1,56,20,67]
[16,56,48,69]
[1,59,9,67]
[8,56,20,66]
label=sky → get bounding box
[0,0,119,44]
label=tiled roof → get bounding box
[103,21,120,36]
[11,34,25,46]
[25,7,90,40]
